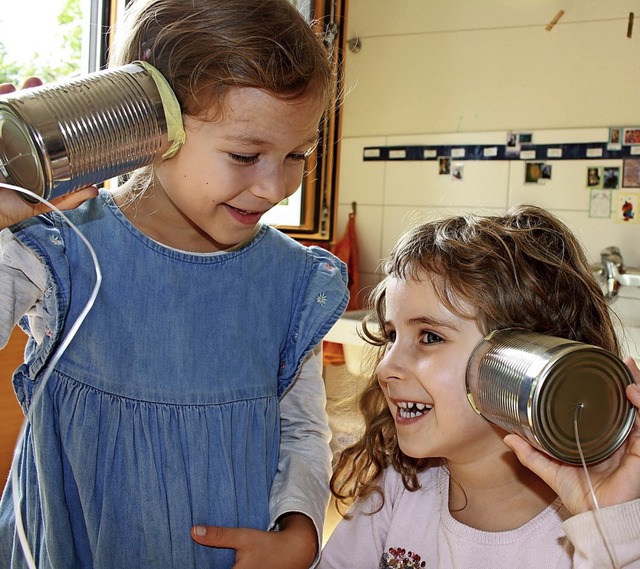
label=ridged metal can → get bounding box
[0,62,182,202]
[465,329,637,464]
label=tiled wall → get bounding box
[331,0,640,354]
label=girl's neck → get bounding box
[446,452,557,532]
[110,182,235,253]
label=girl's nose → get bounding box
[376,342,406,383]
[252,167,288,204]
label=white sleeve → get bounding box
[269,344,333,567]
[0,229,46,348]
[562,499,640,568]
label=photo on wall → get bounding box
[451,162,464,181]
[589,189,611,218]
[525,162,551,184]
[603,167,620,189]
[586,167,602,189]
[608,127,622,150]
[623,127,640,145]
[438,156,451,175]
[616,192,640,224]
[622,158,640,188]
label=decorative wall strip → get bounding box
[362,143,640,162]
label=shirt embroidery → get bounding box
[316,292,327,305]
[379,547,426,568]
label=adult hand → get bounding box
[0,77,98,229]
[505,356,640,515]
[191,513,317,569]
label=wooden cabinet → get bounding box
[0,327,27,484]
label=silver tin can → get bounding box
[0,63,175,202]
[465,329,637,464]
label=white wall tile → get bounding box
[336,137,387,206]
[335,0,640,329]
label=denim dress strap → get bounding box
[277,245,349,397]
[8,213,73,403]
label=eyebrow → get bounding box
[404,315,460,332]
[222,132,319,148]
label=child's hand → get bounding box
[505,356,640,516]
[191,512,318,569]
[0,79,99,229]
[0,184,100,231]
[0,77,43,95]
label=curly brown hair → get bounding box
[330,205,619,513]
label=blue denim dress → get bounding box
[0,191,348,568]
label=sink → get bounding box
[325,310,374,376]
[325,310,368,346]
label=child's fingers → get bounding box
[21,77,43,90]
[43,186,100,213]
[0,83,16,95]
[0,77,43,95]
[623,356,640,384]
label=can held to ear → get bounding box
[0,62,184,203]
[465,329,637,464]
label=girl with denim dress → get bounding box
[0,1,348,567]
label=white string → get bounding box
[1,182,102,569]
[574,403,620,569]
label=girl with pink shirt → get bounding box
[321,205,640,568]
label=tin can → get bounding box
[0,62,182,202]
[465,329,637,464]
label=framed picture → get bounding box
[622,158,640,188]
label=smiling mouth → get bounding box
[396,401,433,419]
[227,204,261,216]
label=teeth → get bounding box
[396,401,432,419]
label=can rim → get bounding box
[0,106,46,201]
[531,345,636,464]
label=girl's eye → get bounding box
[229,153,259,165]
[384,329,396,343]
[421,331,443,344]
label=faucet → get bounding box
[596,246,640,301]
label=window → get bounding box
[0,0,116,83]
[262,0,346,242]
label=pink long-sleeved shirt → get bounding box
[320,464,640,568]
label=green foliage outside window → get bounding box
[0,0,82,85]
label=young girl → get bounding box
[320,206,640,568]
[0,1,348,568]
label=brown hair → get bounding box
[110,0,334,116]
[109,0,334,196]
[331,205,619,512]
